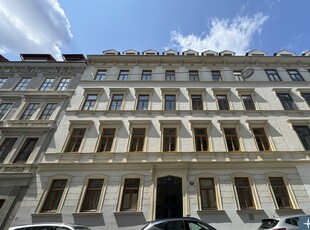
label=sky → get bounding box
[0,0,309,61]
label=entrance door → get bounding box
[156,176,183,219]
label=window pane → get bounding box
[191,95,203,110]
[224,128,239,151]
[241,95,255,110]
[265,69,281,81]
[0,138,18,162]
[14,78,31,91]
[110,94,123,110]
[211,71,221,81]
[118,70,129,80]
[97,129,115,152]
[41,179,67,212]
[0,103,13,119]
[56,78,70,91]
[200,178,216,209]
[141,70,152,81]
[293,125,310,150]
[165,70,175,81]
[136,95,149,110]
[269,177,291,208]
[81,179,104,212]
[13,138,38,163]
[39,78,54,91]
[40,103,57,119]
[163,128,177,151]
[82,94,98,110]
[95,70,106,80]
[121,178,140,211]
[165,95,176,110]
[65,128,86,152]
[217,95,229,110]
[253,128,270,151]
[277,93,297,110]
[235,177,255,209]
[287,69,304,81]
[189,71,199,81]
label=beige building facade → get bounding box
[9,50,310,229]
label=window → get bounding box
[194,128,208,151]
[211,71,221,81]
[241,95,256,110]
[65,128,86,152]
[56,78,70,91]
[234,177,255,209]
[141,70,152,81]
[189,70,199,81]
[97,128,115,152]
[39,103,57,119]
[234,71,244,81]
[118,70,129,81]
[121,178,140,211]
[199,178,216,209]
[39,78,54,91]
[95,70,106,80]
[165,70,175,81]
[0,78,7,88]
[20,103,39,119]
[109,94,124,110]
[287,69,304,81]
[41,179,67,213]
[163,128,177,152]
[0,199,4,209]
[224,128,240,151]
[14,78,31,91]
[277,93,297,110]
[13,138,38,163]
[82,94,98,110]
[129,128,145,152]
[265,69,281,81]
[80,179,104,212]
[301,93,310,107]
[0,103,13,119]
[164,95,176,110]
[293,125,310,150]
[136,95,149,110]
[191,95,203,110]
[269,177,292,209]
[0,138,18,162]
[252,128,270,151]
[217,95,230,110]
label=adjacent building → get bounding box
[8,49,310,230]
[0,54,85,229]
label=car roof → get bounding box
[262,214,310,221]
[148,217,200,224]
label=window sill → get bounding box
[275,209,303,214]
[197,210,226,214]
[72,212,102,216]
[236,209,265,214]
[31,212,62,217]
[113,211,143,216]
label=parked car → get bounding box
[257,214,310,230]
[9,222,91,230]
[141,217,217,230]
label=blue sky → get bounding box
[0,0,309,60]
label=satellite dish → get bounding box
[241,68,254,79]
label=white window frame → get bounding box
[189,120,212,152]
[127,120,152,152]
[159,120,181,152]
[218,120,243,152]
[161,88,180,111]
[96,120,122,153]
[134,88,154,110]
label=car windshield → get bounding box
[259,219,279,228]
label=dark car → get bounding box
[141,217,217,230]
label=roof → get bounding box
[0,54,9,62]
[62,54,86,61]
[20,54,56,62]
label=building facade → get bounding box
[9,49,310,230]
[0,54,85,230]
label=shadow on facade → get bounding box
[32,214,63,223]
[236,210,268,223]
[72,213,105,227]
[114,213,146,227]
[197,211,231,223]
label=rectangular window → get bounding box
[252,128,270,151]
[211,71,221,81]
[97,128,115,152]
[163,128,177,152]
[164,95,176,110]
[234,71,244,81]
[141,70,152,81]
[165,70,175,81]
[95,70,106,81]
[121,178,140,211]
[81,179,104,212]
[0,199,4,209]
[277,93,297,110]
[224,128,240,151]
[293,125,310,150]
[136,95,149,110]
[65,128,86,152]
[265,69,281,81]
[287,69,304,81]
[194,128,208,151]
[269,177,292,209]
[0,103,13,119]
[109,94,123,110]
[41,179,67,213]
[189,70,199,81]
[82,94,98,110]
[0,78,7,88]
[301,93,310,107]
[199,178,216,209]
[191,95,203,110]
[217,95,230,110]
[0,138,18,162]
[129,128,145,152]
[13,138,38,163]
[241,95,256,110]
[39,78,54,91]
[20,103,39,119]
[14,78,31,91]
[118,70,129,81]
[235,177,255,209]
[39,103,57,120]
[56,78,70,91]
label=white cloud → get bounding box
[166,13,269,55]
[0,0,72,60]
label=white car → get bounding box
[9,222,91,230]
[257,214,310,230]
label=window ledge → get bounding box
[236,209,264,214]
[275,209,303,214]
[197,210,226,214]
[113,211,143,216]
[72,212,102,216]
[31,212,62,217]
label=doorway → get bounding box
[156,176,183,219]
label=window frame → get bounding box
[216,95,230,110]
[56,78,71,91]
[198,177,217,210]
[164,94,176,111]
[162,128,177,152]
[211,70,222,81]
[0,102,13,120]
[39,103,57,120]
[277,93,298,110]
[189,70,199,81]
[0,137,18,163]
[109,94,124,111]
[64,128,87,153]
[20,103,40,120]
[287,69,304,81]
[82,94,98,110]
[94,69,107,81]
[265,69,282,81]
[165,70,175,81]
[194,128,209,152]
[191,95,203,110]
[136,94,149,111]
[293,125,310,150]
[268,177,293,209]
[252,127,271,151]
[39,78,55,91]
[118,70,129,81]
[301,93,310,108]
[233,177,256,210]
[14,77,31,91]
[141,70,152,81]
[13,137,39,163]
[241,95,256,110]
[97,120,122,153]
[129,128,146,152]
[0,77,8,88]
[223,127,240,152]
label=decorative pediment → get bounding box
[245,49,267,56]
[202,50,218,56]
[163,49,179,55]
[219,50,235,56]
[182,49,199,56]
[142,49,159,55]
[302,50,310,56]
[273,50,295,56]
[102,49,120,55]
[123,49,139,55]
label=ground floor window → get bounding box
[41,179,67,213]
[269,177,292,209]
[121,178,140,211]
[234,177,255,209]
[80,179,105,212]
[199,178,217,209]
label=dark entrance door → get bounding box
[156,176,183,219]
